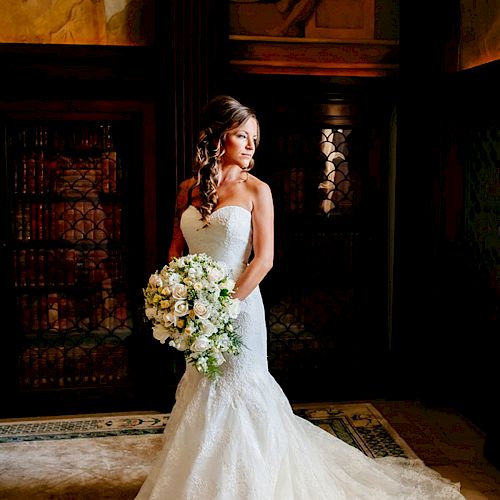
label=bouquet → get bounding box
[144,253,242,379]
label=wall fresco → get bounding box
[0,0,153,46]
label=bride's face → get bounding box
[221,117,258,169]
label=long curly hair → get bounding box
[189,95,259,223]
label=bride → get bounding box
[134,95,465,499]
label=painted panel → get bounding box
[460,0,500,69]
[0,0,153,46]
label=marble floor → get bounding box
[368,399,500,500]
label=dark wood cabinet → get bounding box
[0,101,162,416]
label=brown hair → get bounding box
[189,95,259,223]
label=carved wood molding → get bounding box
[229,35,399,77]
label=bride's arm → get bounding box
[233,182,274,300]
[167,179,193,261]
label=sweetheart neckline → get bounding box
[187,205,252,216]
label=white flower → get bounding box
[213,351,225,366]
[149,274,163,287]
[169,338,188,351]
[193,300,210,319]
[217,336,230,350]
[173,300,189,317]
[167,273,181,285]
[201,320,217,336]
[188,264,202,279]
[225,278,236,292]
[144,252,244,379]
[192,336,211,352]
[228,299,241,319]
[207,267,224,282]
[172,283,188,299]
[152,325,170,344]
[162,311,175,326]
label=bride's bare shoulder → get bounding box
[246,173,273,206]
[246,173,270,190]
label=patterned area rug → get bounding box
[0,402,417,500]
[292,402,417,459]
[0,412,168,443]
[0,402,416,458]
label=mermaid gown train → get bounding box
[135,205,465,500]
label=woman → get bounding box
[135,95,465,499]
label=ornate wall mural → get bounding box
[230,0,397,39]
[460,0,500,69]
[0,0,154,46]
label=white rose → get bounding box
[173,300,189,317]
[172,283,188,299]
[193,301,210,319]
[162,311,175,326]
[207,267,224,282]
[149,274,163,287]
[191,336,211,352]
[228,299,241,319]
[145,307,156,320]
[201,320,217,336]
[152,324,170,344]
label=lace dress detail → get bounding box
[135,205,465,500]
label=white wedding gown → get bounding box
[135,205,465,500]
